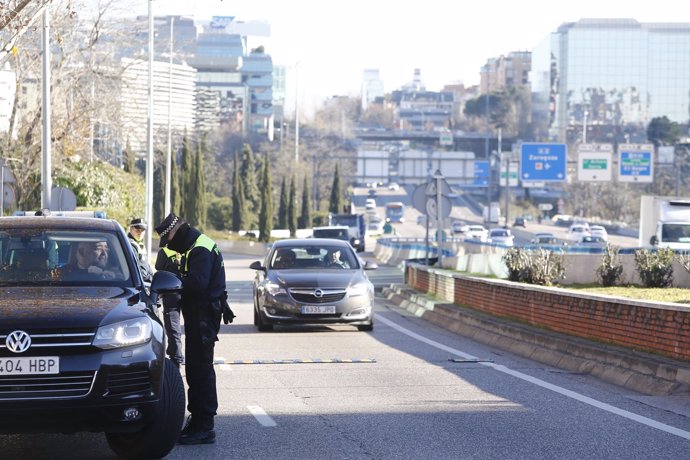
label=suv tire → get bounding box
[106,358,185,459]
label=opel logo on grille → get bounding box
[314,289,324,298]
[6,330,32,354]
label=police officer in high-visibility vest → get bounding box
[127,217,153,283]
[155,212,228,445]
[155,245,185,367]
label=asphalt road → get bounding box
[5,252,690,459]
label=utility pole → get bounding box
[145,0,154,256]
[165,16,174,217]
[41,9,51,209]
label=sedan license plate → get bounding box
[0,357,59,375]
[301,305,336,314]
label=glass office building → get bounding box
[531,19,690,143]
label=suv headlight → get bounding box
[347,282,371,298]
[93,317,152,349]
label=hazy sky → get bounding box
[86,0,683,116]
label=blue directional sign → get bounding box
[520,143,567,182]
[618,144,653,183]
[473,160,489,186]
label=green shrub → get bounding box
[528,248,566,286]
[633,248,674,288]
[596,243,624,287]
[502,247,566,286]
[502,247,531,282]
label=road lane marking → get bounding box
[215,358,376,365]
[248,405,277,427]
[376,314,690,441]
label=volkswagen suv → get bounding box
[0,214,184,459]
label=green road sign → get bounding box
[583,159,607,170]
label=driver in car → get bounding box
[61,241,119,280]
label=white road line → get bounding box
[247,405,277,427]
[376,314,690,441]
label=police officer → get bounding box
[155,245,185,367]
[127,218,153,283]
[155,212,226,445]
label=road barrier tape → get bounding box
[214,358,377,365]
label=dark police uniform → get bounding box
[155,213,226,445]
[154,246,185,367]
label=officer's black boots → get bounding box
[178,415,215,445]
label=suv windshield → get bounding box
[0,229,132,285]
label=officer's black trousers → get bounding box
[181,304,218,418]
[163,303,185,365]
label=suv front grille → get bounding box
[290,289,346,304]
[0,329,95,352]
[106,368,152,396]
[0,371,95,400]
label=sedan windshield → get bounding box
[270,245,359,270]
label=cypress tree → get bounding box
[170,145,181,214]
[288,175,297,237]
[191,142,207,229]
[278,177,288,229]
[231,155,245,232]
[240,143,259,227]
[329,164,343,214]
[123,139,136,173]
[153,163,164,225]
[299,174,312,229]
[258,154,273,242]
[180,134,194,218]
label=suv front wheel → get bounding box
[106,358,185,459]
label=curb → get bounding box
[381,284,690,396]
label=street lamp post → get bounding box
[294,61,300,163]
[165,16,174,217]
[582,110,588,144]
[145,0,154,256]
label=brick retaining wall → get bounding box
[406,264,690,362]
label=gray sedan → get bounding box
[249,239,377,332]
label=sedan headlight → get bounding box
[347,282,371,298]
[93,317,152,349]
[266,281,287,296]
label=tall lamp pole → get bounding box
[145,0,154,255]
[165,16,174,217]
[41,8,51,209]
[294,61,300,163]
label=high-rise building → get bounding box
[361,69,384,111]
[531,18,690,143]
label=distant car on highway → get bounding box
[365,198,376,210]
[367,189,377,198]
[388,182,400,191]
[576,235,608,248]
[367,220,384,235]
[488,228,514,246]
[513,216,526,228]
[451,221,469,234]
[530,234,568,247]
[589,225,609,241]
[567,223,590,241]
[465,225,489,242]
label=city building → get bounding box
[479,51,531,94]
[0,64,16,136]
[119,58,197,155]
[390,69,454,131]
[361,69,384,111]
[531,18,690,143]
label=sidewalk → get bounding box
[381,284,690,397]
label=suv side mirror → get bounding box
[149,270,182,305]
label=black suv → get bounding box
[0,215,184,459]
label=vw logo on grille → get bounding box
[6,330,32,354]
[313,289,324,298]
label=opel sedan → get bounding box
[250,239,377,332]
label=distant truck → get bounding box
[312,226,351,243]
[639,195,690,250]
[483,202,501,224]
[328,213,366,252]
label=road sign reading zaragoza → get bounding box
[520,143,567,182]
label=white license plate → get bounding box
[0,357,59,375]
[301,305,336,314]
